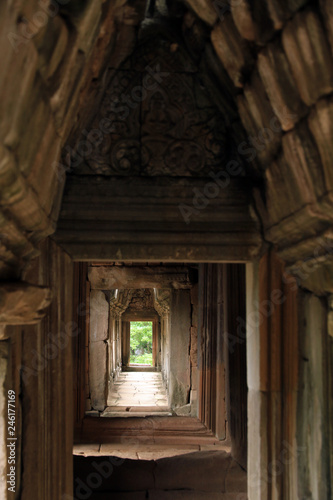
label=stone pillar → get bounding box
[154,289,171,394]
[297,292,330,500]
[169,289,191,409]
[107,290,133,402]
[89,290,109,411]
[247,252,299,500]
[121,321,130,367]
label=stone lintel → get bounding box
[88,266,195,290]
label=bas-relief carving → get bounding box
[75,38,227,176]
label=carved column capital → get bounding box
[153,288,171,317]
[109,289,133,318]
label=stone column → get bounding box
[154,289,171,396]
[169,289,191,409]
[247,252,299,500]
[89,290,109,411]
[108,290,133,403]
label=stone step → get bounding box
[73,452,247,494]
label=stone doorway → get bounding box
[74,262,248,468]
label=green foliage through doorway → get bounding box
[130,321,153,365]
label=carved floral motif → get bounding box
[80,38,227,176]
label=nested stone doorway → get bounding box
[86,265,201,419]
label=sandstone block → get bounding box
[34,16,69,82]
[154,450,232,491]
[184,0,218,26]
[237,71,281,165]
[89,340,107,410]
[282,120,326,201]
[320,0,333,55]
[211,14,254,88]
[1,42,38,148]
[231,0,280,43]
[308,96,333,192]
[90,290,109,342]
[257,39,307,131]
[0,282,52,324]
[231,0,309,44]
[282,8,333,106]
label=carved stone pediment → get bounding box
[74,37,228,176]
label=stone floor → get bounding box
[102,371,171,417]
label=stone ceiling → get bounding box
[1,0,333,291]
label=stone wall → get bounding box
[1,238,74,500]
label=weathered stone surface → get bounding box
[0,146,54,240]
[170,290,191,408]
[33,16,69,82]
[184,0,218,26]
[89,340,107,411]
[211,14,254,88]
[329,295,333,337]
[282,120,326,200]
[55,176,262,262]
[257,39,307,131]
[0,42,39,148]
[0,282,52,324]
[88,266,194,290]
[297,292,330,500]
[190,283,199,328]
[287,253,333,295]
[320,0,333,55]
[237,71,282,165]
[154,450,232,491]
[231,0,280,43]
[90,290,108,342]
[282,8,333,106]
[308,96,333,192]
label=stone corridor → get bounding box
[101,372,171,418]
